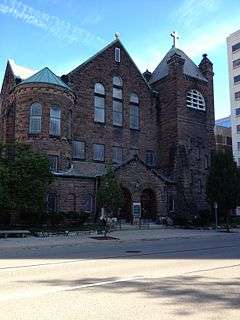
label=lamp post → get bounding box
[214,202,218,231]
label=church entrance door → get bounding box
[119,188,133,223]
[141,189,157,221]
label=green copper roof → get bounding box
[20,67,71,90]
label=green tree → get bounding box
[206,151,240,232]
[96,165,124,236]
[0,143,54,225]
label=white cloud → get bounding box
[0,0,104,46]
[174,0,221,27]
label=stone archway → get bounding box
[119,188,133,223]
[141,188,157,221]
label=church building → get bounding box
[0,33,215,221]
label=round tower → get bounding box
[13,67,75,171]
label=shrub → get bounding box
[0,211,11,227]
[192,209,213,227]
[172,215,192,227]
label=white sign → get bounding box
[132,202,141,218]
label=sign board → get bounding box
[132,202,141,218]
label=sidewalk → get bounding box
[0,226,236,250]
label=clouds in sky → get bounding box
[0,0,104,46]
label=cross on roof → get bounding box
[171,31,179,48]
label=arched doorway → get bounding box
[141,188,157,220]
[119,188,132,223]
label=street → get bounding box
[0,232,240,319]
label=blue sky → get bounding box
[0,0,240,119]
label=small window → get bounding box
[233,59,240,68]
[83,193,93,213]
[29,102,42,134]
[68,193,76,212]
[204,155,209,169]
[48,155,58,172]
[112,146,123,164]
[169,196,175,212]
[72,141,85,160]
[234,75,240,84]
[115,48,121,62]
[94,83,105,123]
[186,89,205,110]
[236,108,240,116]
[238,158,240,167]
[146,151,155,167]
[237,142,240,151]
[232,42,240,52]
[130,93,139,104]
[197,179,202,194]
[49,105,61,136]
[237,125,240,134]
[235,91,240,100]
[93,144,105,161]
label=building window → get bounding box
[186,89,205,110]
[169,196,175,212]
[232,42,240,53]
[72,141,85,160]
[146,151,155,167]
[237,142,240,151]
[130,93,140,130]
[83,193,93,213]
[233,59,240,69]
[204,155,209,169]
[112,76,123,126]
[115,47,121,62]
[237,125,240,134]
[236,108,240,116]
[93,144,105,161]
[234,75,240,84]
[49,105,61,136]
[197,179,202,194]
[29,102,42,134]
[47,193,57,213]
[235,91,240,100]
[238,158,240,167]
[48,155,59,171]
[112,146,123,164]
[94,83,105,123]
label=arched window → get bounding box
[186,89,206,110]
[130,93,140,130]
[113,76,123,126]
[29,102,42,134]
[49,105,61,136]
[94,83,105,123]
[83,193,93,213]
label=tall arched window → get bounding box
[49,105,61,136]
[186,89,206,110]
[94,83,105,123]
[29,102,42,134]
[113,76,123,126]
[130,93,140,130]
[83,193,93,213]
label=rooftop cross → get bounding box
[115,32,120,40]
[171,31,179,48]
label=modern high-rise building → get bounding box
[227,29,240,166]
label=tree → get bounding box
[0,143,54,225]
[96,165,124,236]
[206,151,240,231]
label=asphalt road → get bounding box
[1,233,240,319]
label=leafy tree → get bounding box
[0,143,54,225]
[206,151,240,231]
[96,165,124,235]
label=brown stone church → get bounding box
[0,34,215,222]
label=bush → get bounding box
[172,215,192,227]
[192,209,213,227]
[0,211,11,227]
[49,212,65,227]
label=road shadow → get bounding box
[18,274,240,316]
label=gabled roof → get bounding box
[20,67,71,90]
[68,38,151,89]
[8,59,37,80]
[149,47,208,84]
